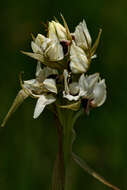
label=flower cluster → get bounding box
[1,15,106,127]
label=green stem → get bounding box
[52,111,65,190]
[54,108,83,190]
[53,107,120,190]
[57,109,74,190]
[63,111,73,165]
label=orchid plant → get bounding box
[1,15,120,190]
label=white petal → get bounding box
[91,54,97,59]
[31,41,42,53]
[43,79,57,93]
[45,41,64,61]
[33,95,56,119]
[24,79,36,89]
[35,34,45,47]
[78,73,100,99]
[82,20,92,46]
[37,66,58,83]
[42,38,51,50]
[48,22,58,40]
[63,91,80,101]
[91,79,106,107]
[79,74,88,97]
[70,42,89,73]
[74,20,92,50]
[35,34,51,51]
[52,21,67,40]
[23,79,42,95]
[86,73,99,88]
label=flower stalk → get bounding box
[55,109,74,190]
[52,110,65,190]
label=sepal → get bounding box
[1,90,29,127]
[90,29,102,56]
[59,100,81,111]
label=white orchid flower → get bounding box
[1,63,58,126]
[70,41,89,74]
[79,73,100,98]
[33,94,56,119]
[63,70,106,109]
[32,33,64,61]
[74,20,92,50]
[23,62,58,95]
[23,63,57,118]
[79,73,106,107]
[25,28,64,63]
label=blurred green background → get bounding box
[0,0,127,189]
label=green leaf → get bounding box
[72,152,120,190]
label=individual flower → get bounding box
[31,32,64,62]
[63,70,106,111]
[79,73,106,107]
[20,63,58,119]
[22,28,65,69]
[1,63,58,127]
[70,20,102,74]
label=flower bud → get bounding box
[48,21,67,41]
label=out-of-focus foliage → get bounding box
[0,0,127,189]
